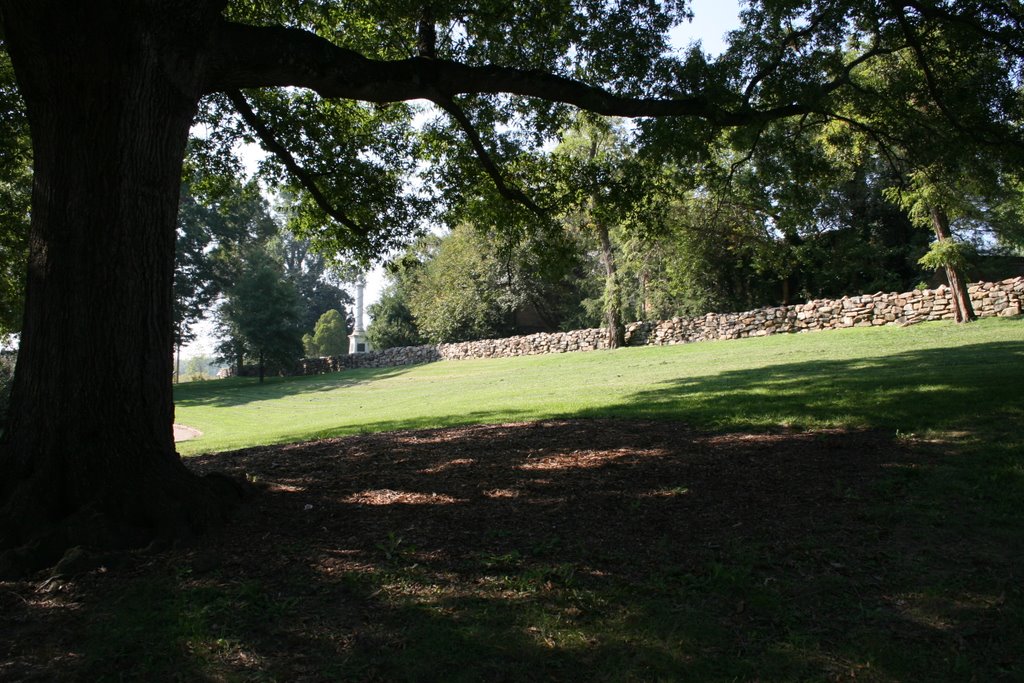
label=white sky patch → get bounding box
[238,140,264,177]
[671,0,741,57]
[181,316,219,358]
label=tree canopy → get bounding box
[174,171,278,353]
[151,2,1017,265]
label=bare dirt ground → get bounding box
[2,419,984,681]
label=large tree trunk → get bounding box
[929,207,976,323]
[0,1,241,577]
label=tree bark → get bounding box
[929,207,976,323]
[0,1,241,577]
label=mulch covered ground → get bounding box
[0,419,936,681]
[188,419,897,592]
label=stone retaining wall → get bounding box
[298,345,441,373]
[624,277,1023,346]
[295,278,1022,374]
[298,328,610,372]
[438,328,610,361]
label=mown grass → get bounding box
[176,317,1024,453]
[58,317,1024,681]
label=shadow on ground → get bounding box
[2,419,1021,681]
[174,365,416,409]
[577,340,1024,435]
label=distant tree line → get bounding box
[367,115,1023,349]
[174,174,355,383]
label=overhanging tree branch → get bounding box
[430,94,546,216]
[206,21,813,126]
[725,122,768,186]
[889,3,971,133]
[900,0,1024,57]
[743,14,827,104]
[819,110,906,176]
[888,1,1018,150]
[227,90,366,237]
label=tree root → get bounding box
[0,470,251,580]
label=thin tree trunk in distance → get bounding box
[929,207,976,323]
[639,269,649,319]
[582,135,625,349]
[596,219,625,348]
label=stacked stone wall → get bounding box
[298,345,442,374]
[293,278,1022,375]
[437,328,610,361]
[624,278,1023,347]
[298,328,611,372]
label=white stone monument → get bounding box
[348,274,371,354]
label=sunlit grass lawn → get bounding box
[175,317,1024,455]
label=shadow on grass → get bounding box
[174,364,417,408]
[578,340,1024,437]
[8,420,1020,680]
[243,407,544,450]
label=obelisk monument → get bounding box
[348,274,370,354]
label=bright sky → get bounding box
[182,0,743,358]
[672,0,742,56]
